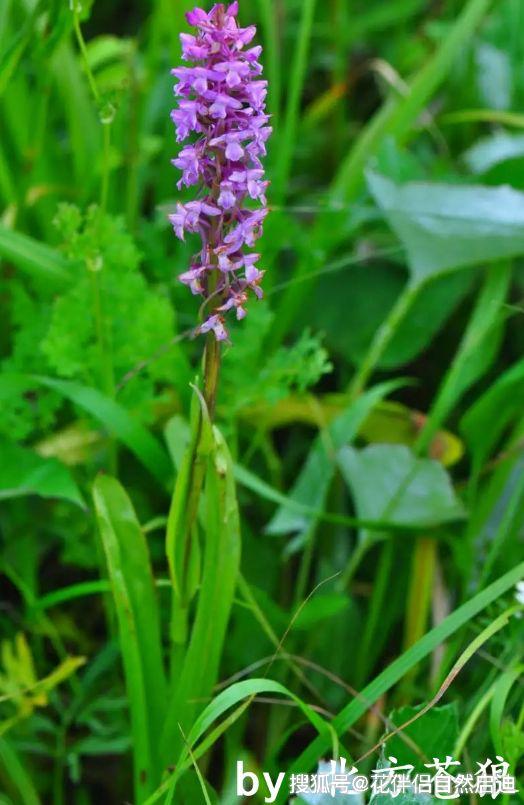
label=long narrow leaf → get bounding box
[93,475,167,799]
[0,225,71,286]
[30,376,172,488]
[162,426,241,766]
[0,738,40,805]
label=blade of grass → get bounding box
[278,560,524,797]
[0,737,40,805]
[50,42,99,196]
[255,0,281,118]
[355,605,521,764]
[146,678,333,805]
[272,0,317,202]
[442,108,524,128]
[330,0,494,205]
[34,578,172,611]
[415,263,512,455]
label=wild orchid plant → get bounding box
[170,0,271,415]
[155,1,270,786]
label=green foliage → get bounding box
[93,474,166,800]
[0,436,84,507]
[1,0,524,801]
[338,444,466,530]
[367,171,524,281]
[384,703,459,771]
[2,205,188,440]
[221,304,332,414]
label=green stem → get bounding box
[89,267,117,472]
[355,540,394,686]
[453,682,496,758]
[100,123,111,214]
[52,726,66,805]
[348,280,421,399]
[71,5,100,104]
[203,331,221,420]
[403,537,436,652]
[337,533,378,591]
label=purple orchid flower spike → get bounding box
[170,2,271,342]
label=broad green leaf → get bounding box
[162,426,241,764]
[0,225,71,287]
[266,381,403,540]
[384,703,459,771]
[338,445,465,529]
[0,438,84,507]
[93,475,167,800]
[280,561,524,798]
[367,171,524,281]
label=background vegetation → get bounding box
[0,0,523,802]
